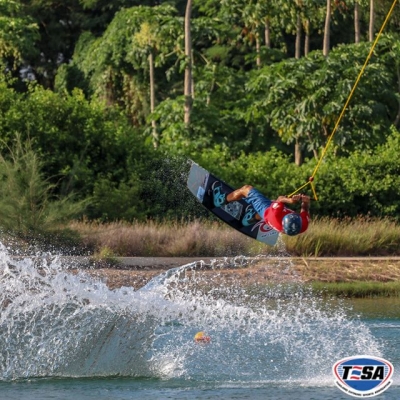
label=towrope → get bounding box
[332,355,394,398]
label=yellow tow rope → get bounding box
[288,0,399,201]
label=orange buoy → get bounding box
[194,331,211,343]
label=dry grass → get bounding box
[69,219,273,257]
[284,217,400,256]
[69,217,400,258]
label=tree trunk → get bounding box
[307,132,319,159]
[304,19,310,56]
[256,34,261,67]
[323,0,331,56]
[354,1,360,43]
[369,0,375,41]
[206,64,216,106]
[295,139,303,166]
[264,18,271,48]
[295,12,302,59]
[394,65,400,128]
[105,67,114,107]
[149,50,157,148]
[191,49,195,99]
[184,0,193,128]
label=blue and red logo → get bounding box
[333,355,394,397]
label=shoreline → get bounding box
[83,256,400,296]
[12,255,398,296]
[114,255,400,269]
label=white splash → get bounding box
[0,243,383,383]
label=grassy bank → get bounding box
[69,217,400,258]
[68,218,400,297]
[291,258,400,297]
[311,281,400,298]
[2,217,398,297]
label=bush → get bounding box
[0,135,85,236]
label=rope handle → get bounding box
[288,177,317,201]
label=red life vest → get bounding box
[264,201,309,233]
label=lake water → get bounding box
[0,246,398,399]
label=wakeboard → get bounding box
[187,162,279,246]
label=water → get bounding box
[0,244,398,399]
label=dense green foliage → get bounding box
[0,0,400,236]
